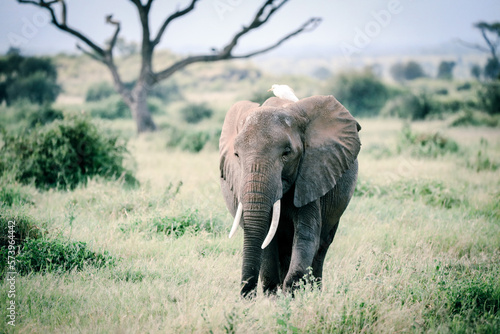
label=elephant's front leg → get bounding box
[260,237,280,295]
[283,199,321,291]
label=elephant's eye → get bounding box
[234,152,239,158]
[282,147,292,159]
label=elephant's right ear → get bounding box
[219,101,259,193]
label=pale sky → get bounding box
[0,0,499,58]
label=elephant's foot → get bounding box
[283,269,320,295]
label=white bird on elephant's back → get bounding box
[268,84,299,102]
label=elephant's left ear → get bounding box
[292,95,361,207]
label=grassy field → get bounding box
[1,114,499,333]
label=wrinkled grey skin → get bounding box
[219,95,361,298]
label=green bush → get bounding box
[465,139,499,172]
[0,113,138,190]
[165,126,216,153]
[88,95,131,119]
[119,209,223,238]
[16,239,116,275]
[0,101,63,131]
[457,82,472,91]
[396,124,459,157]
[27,104,64,127]
[88,95,162,119]
[6,71,61,105]
[437,61,456,80]
[180,103,213,124]
[0,183,34,207]
[381,92,438,120]
[450,110,499,127]
[249,89,274,104]
[390,61,426,81]
[148,80,183,102]
[149,210,209,238]
[355,179,464,209]
[0,53,60,105]
[85,81,116,102]
[0,213,44,249]
[478,82,500,115]
[326,70,390,117]
[180,131,210,152]
[446,273,500,317]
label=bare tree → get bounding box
[459,21,500,80]
[17,0,321,133]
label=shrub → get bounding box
[0,53,60,105]
[465,139,499,172]
[354,179,387,197]
[119,209,223,238]
[27,104,64,127]
[148,80,183,102]
[362,143,393,160]
[0,113,138,190]
[16,239,116,275]
[396,124,459,157]
[88,95,162,119]
[354,179,464,209]
[395,179,464,209]
[88,95,131,119]
[381,92,437,120]
[85,81,116,102]
[446,274,500,317]
[180,131,210,152]
[326,69,390,117]
[450,110,499,127]
[0,183,34,207]
[484,57,500,80]
[390,61,426,81]
[149,210,208,238]
[6,71,61,105]
[478,82,500,115]
[0,101,63,131]
[0,213,44,249]
[165,126,217,153]
[437,61,456,80]
[457,82,472,91]
[249,89,274,104]
[180,103,213,124]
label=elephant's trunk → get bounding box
[239,169,282,298]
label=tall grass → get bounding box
[0,118,499,333]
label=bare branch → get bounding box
[480,28,499,58]
[144,0,154,11]
[76,44,104,62]
[456,38,491,54]
[230,17,322,59]
[58,0,66,25]
[105,15,121,53]
[18,0,105,58]
[155,17,322,82]
[220,0,289,57]
[152,0,199,47]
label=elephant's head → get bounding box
[219,95,361,297]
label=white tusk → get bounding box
[229,202,242,238]
[261,200,281,249]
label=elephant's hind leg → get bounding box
[312,221,339,287]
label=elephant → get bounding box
[219,95,361,298]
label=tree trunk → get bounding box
[130,83,156,133]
